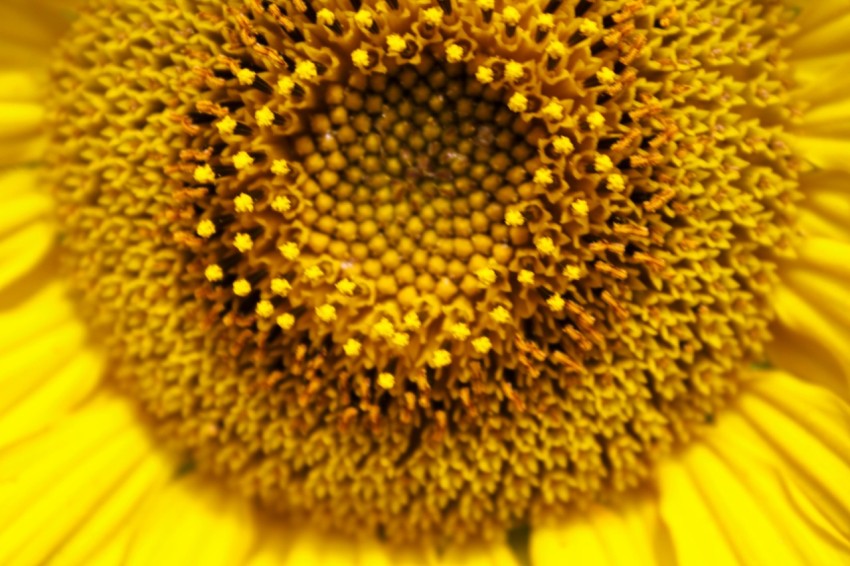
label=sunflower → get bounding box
[2,0,849,564]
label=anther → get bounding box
[503,6,520,37]
[476,0,494,22]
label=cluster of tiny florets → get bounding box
[48,0,800,543]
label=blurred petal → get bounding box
[789,6,850,172]
[657,371,850,565]
[123,476,257,566]
[772,237,850,399]
[0,394,167,566]
[531,494,673,566]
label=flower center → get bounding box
[47,0,801,543]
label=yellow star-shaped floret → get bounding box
[547,294,566,312]
[391,332,410,348]
[423,7,443,26]
[196,219,216,238]
[607,174,626,192]
[403,311,421,330]
[505,209,525,227]
[277,77,296,96]
[542,102,564,121]
[343,338,362,356]
[518,270,535,285]
[304,265,324,282]
[256,300,274,318]
[490,306,511,324]
[233,233,253,253]
[316,304,336,322]
[571,199,589,216]
[193,164,215,184]
[374,317,395,338]
[271,159,290,176]
[579,19,600,36]
[449,323,471,341]
[233,193,254,213]
[336,278,357,295]
[535,236,556,256]
[594,154,614,172]
[534,168,554,186]
[563,265,582,281]
[271,278,291,296]
[475,66,494,84]
[586,111,605,130]
[294,61,318,82]
[430,349,452,368]
[277,313,295,330]
[233,278,251,297]
[597,67,617,85]
[272,196,292,213]
[546,40,566,59]
[352,49,370,69]
[504,61,524,82]
[236,68,256,86]
[472,336,492,354]
[205,264,223,282]
[386,34,407,55]
[553,136,575,155]
[233,151,254,170]
[216,115,236,135]
[279,242,300,260]
[476,267,497,286]
[503,6,520,25]
[446,44,464,63]
[317,8,335,26]
[255,106,275,127]
[508,93,528,113]
[377,372,395,390]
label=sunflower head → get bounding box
[47,0,801,542]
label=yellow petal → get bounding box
[796,171,850,240]
[279,528,325,566]
[0,136,46,168]
[773,287,850,391]
[772,237,850,398]
[789,135,850,173]
[0,101,43,140]
[0,70,42,102]
[348,540,395,566]
[532,494,670,566]
[245,528,297,566]
[0,220,55,292]
[125,476,256,566]
[0,278,86,419]
[0,319,86,416]
[657,371,850,565]
[788,6,850,173]
[791,9,850,58]
[798,84,850,137]
[0,278,74,350]
[768,323,848,402]
[0,394,153,565]
[0,193,51,238]
[0,167,40,201]
[0,1,77,57]
[49,452,171,566]
[443,541,519,566]
[794,236,850,277]
[0,39,48,68]
[0,348,103,449]
[793,3,850,33]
